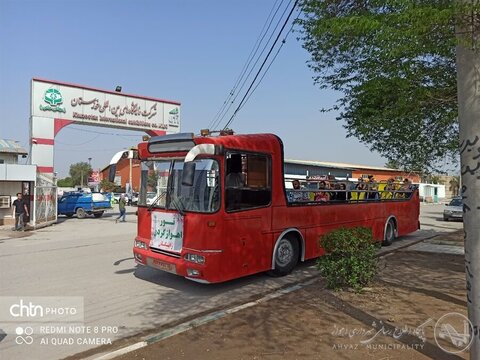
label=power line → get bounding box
[56,134,101,146]
[64,126,143,137]
[55,147,130,153]
[235,13,300,115]
[222,0,300,130]
[213,0,295,131]
[208,0,285,130]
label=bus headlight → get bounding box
[184,253,205,264]
[134,240,147,249]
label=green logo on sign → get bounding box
[40,88,66,113]
[169,107,179,115]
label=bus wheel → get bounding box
[272,236,299,276]
[76,208,86,219]
[382,219,396,246]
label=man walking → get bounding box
[12,193,29,231]
[115,194,127,223]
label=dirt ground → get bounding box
[115,231,467,360]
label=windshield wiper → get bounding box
[147,191,167,211]
[170,196,185,216]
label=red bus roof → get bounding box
[138,133,283,159]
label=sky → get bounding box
[0,0,387,178]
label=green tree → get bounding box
[69,162,93,187]
[99,179,116,192]
[424,174,443,184]
[385,159,401,170]
[57,177,74,187]
[297,0,466,172]
[147,171,159,192]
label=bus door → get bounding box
[223,152,273,275]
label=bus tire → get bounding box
[382,219,396,246]
[271,235,299,276]
[76,208,86,219]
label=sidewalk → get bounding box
[99,230,467,360]
[0,226,32,240]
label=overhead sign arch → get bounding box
[30,78,181,174]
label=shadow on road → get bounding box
[132,259,317,295]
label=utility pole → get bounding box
[88,158,93,190]
[129,156,133,192]
[456,4,480,358]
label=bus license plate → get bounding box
[147,258,177,274]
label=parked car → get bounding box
[443,197,463,221]
[58,192,112,219]
[146,192,157,205]
[131,192,139,205]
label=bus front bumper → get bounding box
[133,243,220,283]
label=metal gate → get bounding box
[33,173,57,228]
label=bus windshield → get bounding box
[139,159,220,213]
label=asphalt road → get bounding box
[0,204,463,360]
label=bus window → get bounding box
[226,153,271,211]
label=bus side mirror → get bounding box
[182,162,196,187]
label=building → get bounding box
[0,140,37,226]
[100,158,141,192]
[285,159,421,183]
[438,174,460,199]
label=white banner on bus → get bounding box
[150,212,183,253]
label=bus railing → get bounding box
[285,179,417,204]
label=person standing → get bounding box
[115,194,127,223]
[12,193,29,231]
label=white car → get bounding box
[146,192,157,205]
[443,197,463,221]
[131,192,139,205]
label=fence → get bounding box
[33,174,57,228]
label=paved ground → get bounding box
[0,203,464,360]
[113,248,467,360]
[415,203,463,234]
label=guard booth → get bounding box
[0,140,37,227]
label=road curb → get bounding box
[376,233,439,257]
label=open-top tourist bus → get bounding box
[132,132,420,283]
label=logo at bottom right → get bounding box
[434,312,473,354]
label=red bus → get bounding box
[133,132,420,283]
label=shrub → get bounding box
[317,227,377,291]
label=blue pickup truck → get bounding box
[58,192,112,219]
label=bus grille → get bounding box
[149,247,181,259]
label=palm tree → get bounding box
[449,176,460,197]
